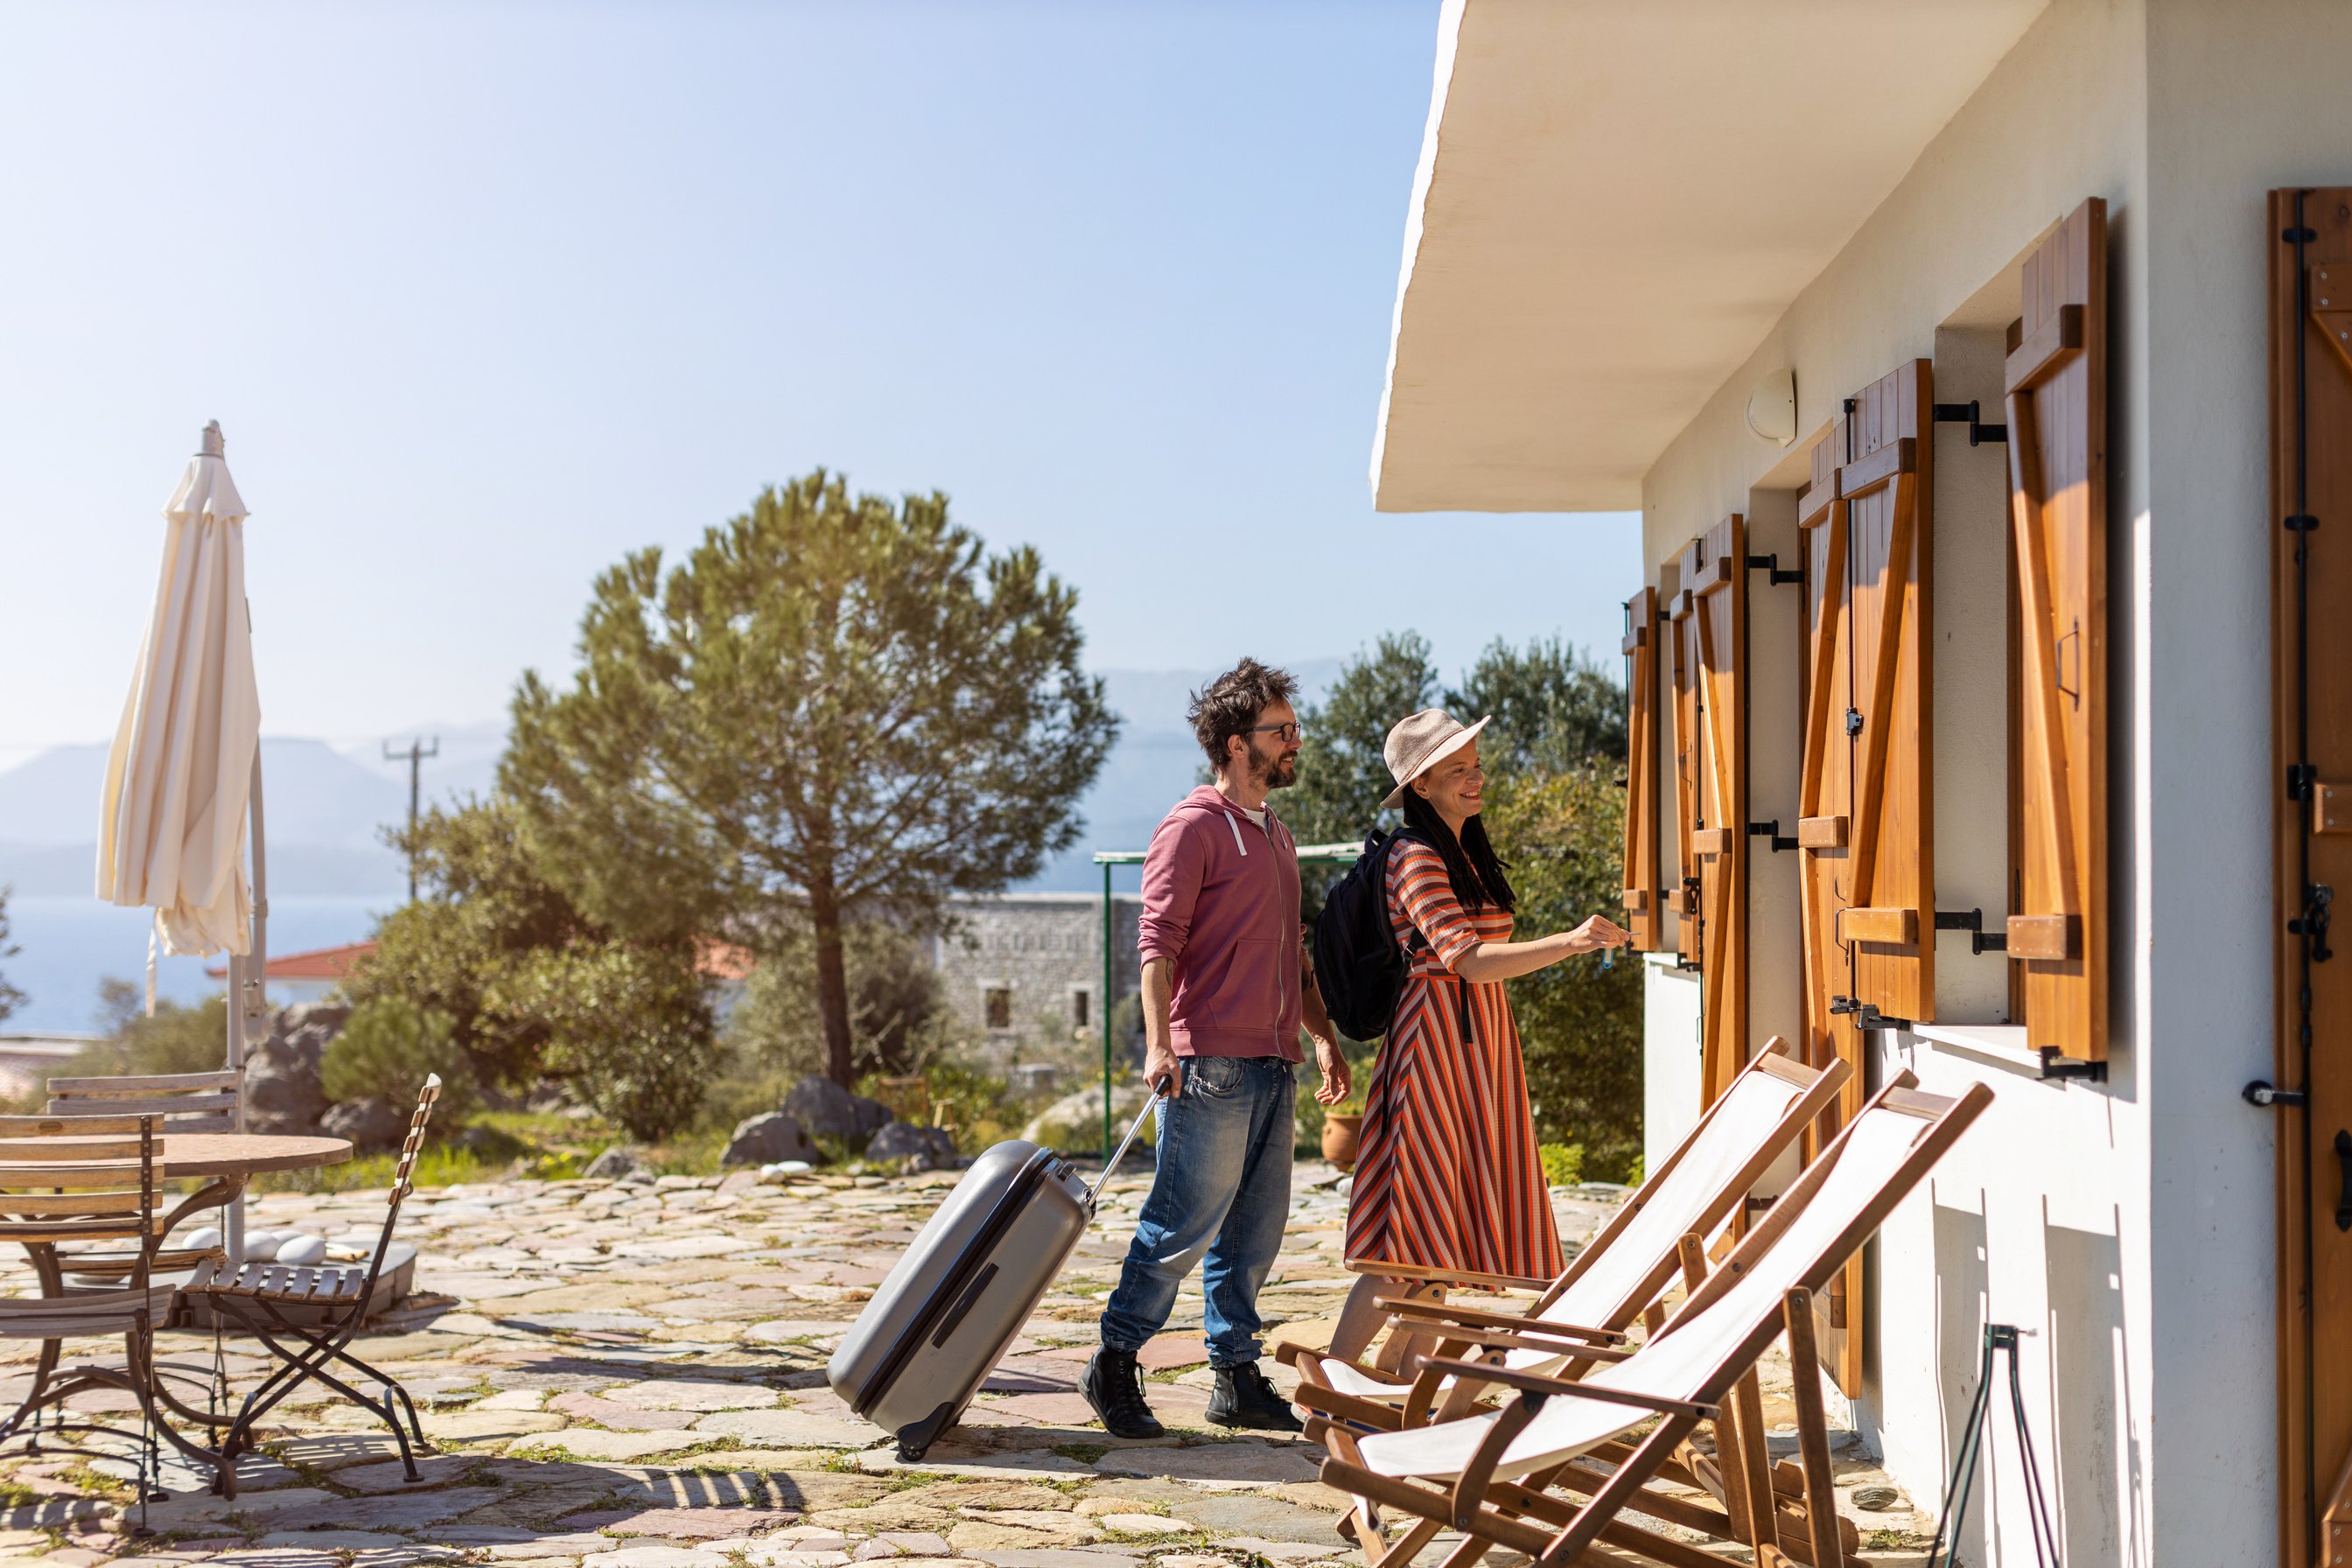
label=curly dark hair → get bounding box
[1187,656,1299,771]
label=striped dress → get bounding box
[1343,840,1564,1280]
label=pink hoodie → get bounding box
[1135,786,1306,1062]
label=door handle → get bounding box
[2335,1130,2352,1233]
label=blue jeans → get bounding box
[1099,1055,1296,1368]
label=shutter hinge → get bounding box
[1934,907,2008,956]
[2243,1080,2309,1109]
[2039,1049,2106,1083]
[2286,514,2320,533]
[2286,225,2320,244]
[1829,995,1911,1032]
[1932,400,2010,447]
[1744,553,1802,587]
[1746,821,1797,853]
[1844,708,1865,737]
[2291,884,2335,962]
[2290,763,2318,801]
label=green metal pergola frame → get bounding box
[1091,839,1366,1160]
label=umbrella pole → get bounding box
[225,750,266,1262]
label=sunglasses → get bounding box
[1250,722,1305,744]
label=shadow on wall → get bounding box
[1933,1193,1991,1567]
[2045,1208,2132,1567]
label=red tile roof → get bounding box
[206,937,759,984]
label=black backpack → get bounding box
[1311,829,1426,1041]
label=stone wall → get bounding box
[930,892,1143,1075]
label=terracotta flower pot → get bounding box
[1321,1112,1364,1172]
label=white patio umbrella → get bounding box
[97,419,269,1259]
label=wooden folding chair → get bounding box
[0,1113,215,1529]
[177,1074,441,1497]
[1316,1074,1992,1568]
[1289,1039,1846,1433]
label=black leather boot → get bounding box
[1082,1348,1166,1440]
[1208,1361,1304,1432]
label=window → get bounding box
[1071,988,1091,1028]
[984,986,1012,1031]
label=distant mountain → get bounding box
[0,661,1347,900]
[0,738,410,898]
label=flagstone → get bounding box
[692,1409,877,1447]
[604,1380,781,1412]
[423,1409,570,1445]
[851,1534,954,1558]
[512,1430,714,1463]
[545,1393,698,1431]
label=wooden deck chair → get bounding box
[177,1074,442,1498]
[1287,1039,1846,1432]
[45,1069,243,1283]
[0,1114,215,1530]
[1316,1074,1992,1568]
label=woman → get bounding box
[1328,709,1629,1364]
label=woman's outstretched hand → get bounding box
[1570,914,1631,953]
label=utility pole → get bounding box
[384,737,440,901]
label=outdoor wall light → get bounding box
[1746,368,1797,445]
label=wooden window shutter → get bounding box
[1794,362,1935,1392]
[1684,517,1748,1105]
[2269,187,2352,1568]
[1836,360,1937,1025]
[1666,568,1701,947]
[2004,198,2108,1062]
[1620,586,1662,951]
[1796,420,1864,1393]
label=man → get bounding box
[1083,658,1351,1439]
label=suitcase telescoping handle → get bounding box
[1083,1087,1170,1210]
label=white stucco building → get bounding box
[1371,3,2352,1562]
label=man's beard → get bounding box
[1250,743,1299,791]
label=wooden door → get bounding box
[1621,587,1662,952]
[2006,198,2109,1062]
[1796,425,1864,1391]
[1686,517,1748,1104]
[1837,360,1937,1026]
[1667,569,1700,952]
[2270,186,2352,1568]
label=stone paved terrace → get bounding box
[0,1162,1938,1566]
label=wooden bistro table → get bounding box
[15,1131,353,1447]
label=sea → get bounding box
[3,895,391,1035]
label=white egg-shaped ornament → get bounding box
[241,1231,283,1261]
[274,1235,328,1267]
[182,1228,224,1252]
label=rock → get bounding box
[245,1001,347,1132]
[322,1096,408,1152]
[785,1075,895,1140]
[584,1146,650,1180]
[865,1122,958,1172]
[1021,1084,1158,1157]
[724,1111,823,1168]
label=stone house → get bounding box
[929,892,1143,1074]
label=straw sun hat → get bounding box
[1378,709,1493,810]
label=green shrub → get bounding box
[1539,1142,1585,1187]
[324,998,476,1124]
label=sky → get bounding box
[0,0,1641,768]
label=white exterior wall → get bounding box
[1633,0,2352,1557]
[1635,0,2171,1560]
[1642,957,1703,1177]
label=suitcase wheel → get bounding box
[896,1402,958,1465]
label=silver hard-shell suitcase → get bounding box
[829,1097,1158,1460]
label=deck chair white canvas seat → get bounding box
[1288,1040,1846,1432]
[1316,1075,1992,1568]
